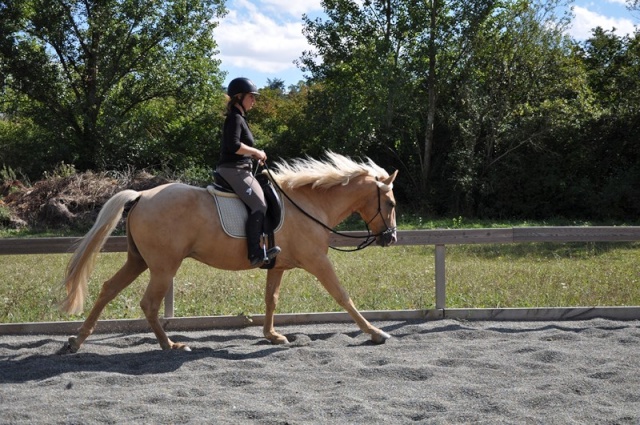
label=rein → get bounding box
[262,162,395,252]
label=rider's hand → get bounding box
[253,149,267,163]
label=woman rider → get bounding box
[216,77,281,267]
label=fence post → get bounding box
[435,244,446,310]
[164,279,174,318]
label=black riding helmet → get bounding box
[227,77,259,97]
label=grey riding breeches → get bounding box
[216,166,267,214]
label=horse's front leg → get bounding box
[307,257,391,344]
[263,269,289,344]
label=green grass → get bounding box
[0,241,638,323]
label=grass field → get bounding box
[1,240,638,324]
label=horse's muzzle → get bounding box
[377,228,397,247]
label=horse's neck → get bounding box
[297,180,368,228]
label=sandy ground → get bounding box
[1,318,639,424]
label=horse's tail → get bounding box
[59,189,141,315]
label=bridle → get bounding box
[263,163,396,252]
[358,176,396,246]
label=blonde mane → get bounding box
[271,151,391,190]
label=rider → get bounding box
[216,77,281,267]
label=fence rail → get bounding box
[3,226,640,254]
[1,227,639,334]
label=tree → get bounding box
[298,0,502,206]
[441,0,582,216]
[0,0,226,172]
[298,0,592,216]
[571,28,640,218]
[246,80,314,161]
[266,78,286,92]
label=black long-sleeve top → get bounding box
[218,107,254,167]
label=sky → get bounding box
[213,0,639,89]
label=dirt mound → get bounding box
[1,171,171,231]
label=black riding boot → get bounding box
[246,211,281,267]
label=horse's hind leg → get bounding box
[66,254,148,353]
[140,271,190,351]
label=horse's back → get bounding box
[127,183,250,271]
[131,183,210,228]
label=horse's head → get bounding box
[271,152,399,247]
[361,170,399,247]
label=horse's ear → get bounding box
[382,170,398,186]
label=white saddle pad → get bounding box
[206,186,284,238]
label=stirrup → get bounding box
[263,246,281,264]
[260,233,280,265]
[250,246,280,267]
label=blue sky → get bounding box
[213,0,639,89]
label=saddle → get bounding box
[206,171,284,269]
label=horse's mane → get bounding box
[270,151,391,190]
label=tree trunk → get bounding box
[421,0,438,193]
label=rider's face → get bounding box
[242,93,256,111]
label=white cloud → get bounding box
[214,0,320,74]
[569,6,637,40]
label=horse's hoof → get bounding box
[267,335,289,345]
[371,331,391,344]
[58,337,79,354]
[171,343,191,352]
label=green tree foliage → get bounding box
[299,0,551,207]
[441,0,583,216]
[266,78,286,92]
[248,81,314,161]
[298,0,426,159]
[297,0,638,220]
[1,0,638,222]
[0,0,226,174]
[570,28,640,219]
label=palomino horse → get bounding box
[60,152,398,352]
